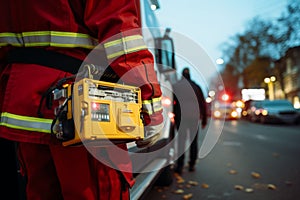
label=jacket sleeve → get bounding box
[84,0,163,126]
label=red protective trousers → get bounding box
[18,142,130,200]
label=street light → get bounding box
[264,76,276,100]
[216,58,224,65]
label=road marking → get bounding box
[255,134,267,140]
[222,126,238,134]
[222,141,242,146]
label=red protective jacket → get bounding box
[0,0,163,191]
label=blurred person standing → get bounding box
[0,0,163,199]
[173,67,207,174]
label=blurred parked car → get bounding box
[249,99,299,124]
[242,100,258,120]
[247,100,264,122]
[212,101,239,120]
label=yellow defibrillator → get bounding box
[51,65,144,146]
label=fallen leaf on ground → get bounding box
[174,173,185,184]
[188,180,199,186]
[201,183,210,189]
[173,189,184,194]
[229,169,238,175]
[183,193,193,200]
[251,172,261,179]
[245,188,254,193]
[177,179,185,184]
[267,184,277,190]
[234,185,244,190]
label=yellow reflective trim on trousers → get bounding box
[0,112,52,133]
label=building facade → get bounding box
[274,46,300,108]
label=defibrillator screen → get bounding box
[91,102,110,121]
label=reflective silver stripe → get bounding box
[0,31,98,49]
[142,97,163,115]
[0,112,52,133]
[104,35,148,59]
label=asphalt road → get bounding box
[145,119,300,200]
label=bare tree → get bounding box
[274,0,300,56]
[212,0,300,97]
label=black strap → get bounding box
[7,47,120,83]
[7,48,83,74]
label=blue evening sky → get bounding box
[156,0,288,67]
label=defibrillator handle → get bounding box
[37,75,76,118]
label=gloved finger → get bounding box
[136,132,160,148]
[144,123,164,137]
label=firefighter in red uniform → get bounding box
[0,0,163,199]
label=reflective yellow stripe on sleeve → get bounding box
[0,31,99,49]
[142,97,163,115]
[0,112,52,133]
[103,35,148,60]
[0,32,148,58]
